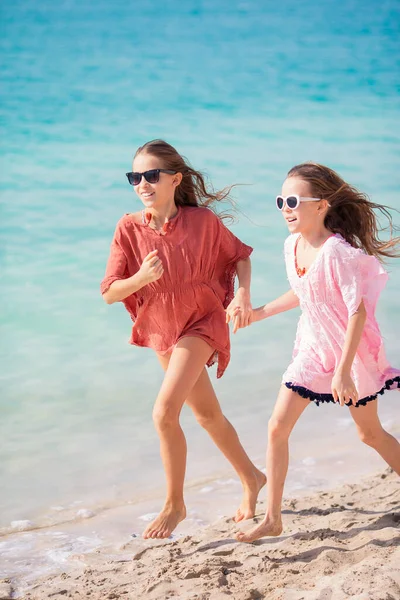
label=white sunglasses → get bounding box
[276,195,321,210]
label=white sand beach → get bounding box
[4,468,398,600]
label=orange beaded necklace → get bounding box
[294,233,335,277]
[294,235,307,277]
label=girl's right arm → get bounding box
[251,289,299,322]
[103,249,163,304]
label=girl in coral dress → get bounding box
[101,140,265,539]
[231,162,400,543]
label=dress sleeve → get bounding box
[100,222,129,295]
[331,240,388,317]
[217,218,253,308]
[283,234,298,293]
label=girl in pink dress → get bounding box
[232,162,400,543]
[101,140,265,539]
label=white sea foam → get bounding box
[10,521,35,532]
[76,509,95,519]
[215,478,239,486]
[45,549,70,565]
[137,512,159,522]
[200,486,214,494]
[302,457,316,466]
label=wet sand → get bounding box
[6,468,399,600]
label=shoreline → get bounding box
[3,392,399,536]
[2,468,399,599]
[4,469,400,600]
[2,400,399,595]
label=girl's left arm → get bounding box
[226,257,252,333]
[331,300,367,406]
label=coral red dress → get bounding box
[101,205,253,377]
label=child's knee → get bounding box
[357,425,383,447]
[152,406,180,432]
[268,417,290,441]
[195,409,223,430]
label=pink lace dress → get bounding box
[282,233,400,407]
[101,205,253,378]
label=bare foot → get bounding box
[235,516,283,543]
[143,504,186,539]
[234,469,267,523]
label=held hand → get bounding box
[138,250,164,285]
[225,289,252,334]
[331,369,359,407]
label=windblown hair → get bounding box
[135,139,235,222]
[288,162,400,261]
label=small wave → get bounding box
[199,486,214,494]
[10,520,35,532]
[137,512,159,522]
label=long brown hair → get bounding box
[287,162,400,261]
[135,139,235,222]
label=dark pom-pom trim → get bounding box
[285,376,400,408]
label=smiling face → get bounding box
[280,176,326,235]
[132,151,182,211]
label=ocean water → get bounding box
[1,0,400,583]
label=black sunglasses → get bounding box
[126,169,177,186]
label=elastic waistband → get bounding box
[139,279,217,298]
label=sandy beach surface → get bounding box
[3,468,399,600]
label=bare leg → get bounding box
[157,353,266,522]
[236,386,309,543]
[350,400,400,475]
[143,337,214,540]
[187,368,266,521]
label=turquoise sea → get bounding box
[1,0,399,584]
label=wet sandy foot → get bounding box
[143,504,187,539]
[233,469,267,523]
[235,516,283,543]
